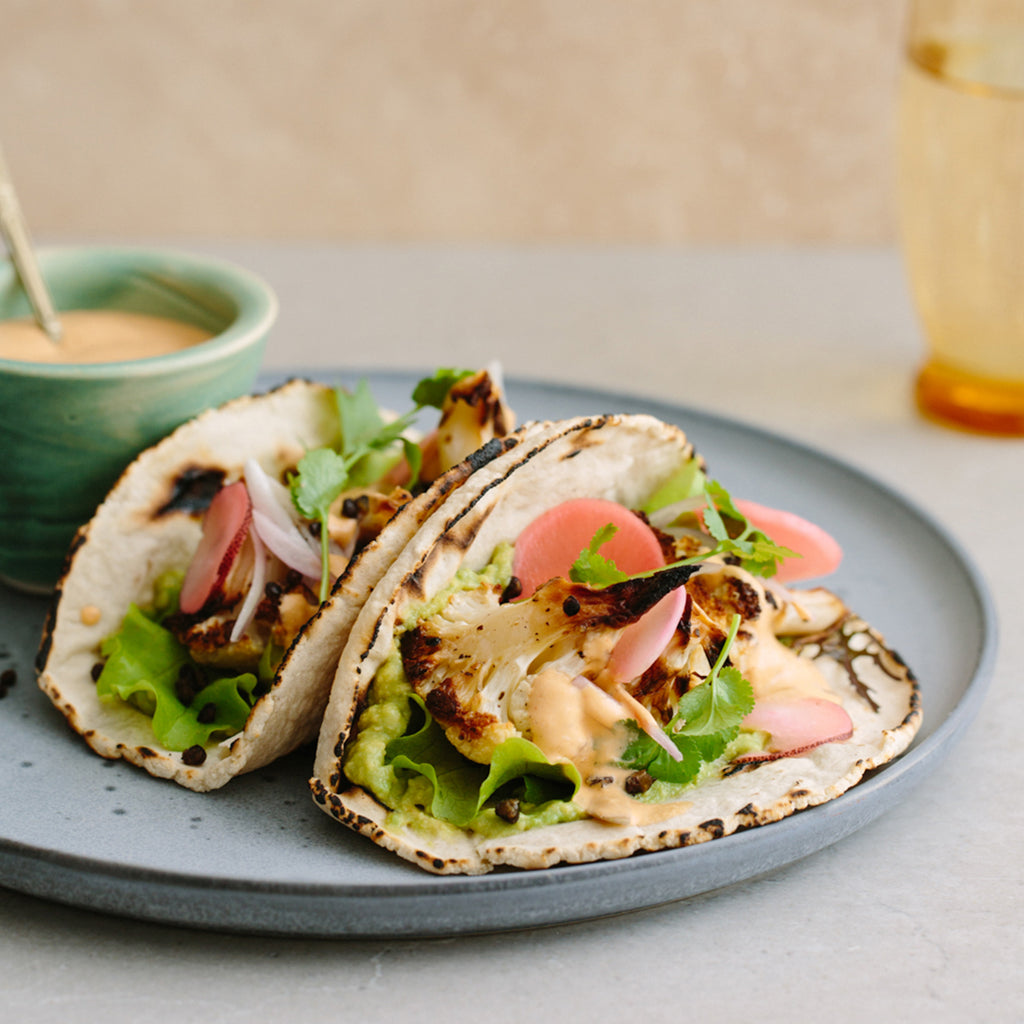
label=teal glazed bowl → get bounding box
[0,246,277,592]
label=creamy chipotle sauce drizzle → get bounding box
[527,669,692,826]
[738,612,838,705]
[0,310,213,364]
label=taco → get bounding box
[310,413,921,874]
[36,368,516,791]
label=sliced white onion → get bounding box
[244,457,323,579]
[570,675,682,763]
[486,359,505,394]
[570,674,626,715]
[230,528,267,643]
[251,509,322,579]
[611,682,683,762]
[244,458,299,533]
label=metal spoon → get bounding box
[0,145,62,343]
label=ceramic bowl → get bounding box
[0,245,277,592]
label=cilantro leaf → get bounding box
[336,379,388,457]
[700,480,797,578]
[289,372,476,600]
[290,447,350,521]
[569,523,629,587]
[618,614,754,787]
[411,368,475,410]
[620,722,705,786]
[672,666,752,735]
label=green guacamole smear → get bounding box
[95,581,277,751]
[344,646,585,838]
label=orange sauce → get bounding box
[0,310,213,364]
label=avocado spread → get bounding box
[343,543,586,839]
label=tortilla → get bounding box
[309,413,921,874]
[35,377,520,791]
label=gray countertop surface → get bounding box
[2,244,1018,1022]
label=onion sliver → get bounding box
[251,509,321,579]
[244,458,299,534]
[609,682,682,762]
[230,528,267,643]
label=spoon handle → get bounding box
[0,146,62,343]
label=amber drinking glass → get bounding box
[898,0,1024,433]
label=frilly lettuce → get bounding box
[96,602,265,752]
[386,695,581,828]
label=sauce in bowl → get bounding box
[0,310,214,364]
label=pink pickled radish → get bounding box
[513,498,667,597]
[513,498,687,682]
[735,698,854,762]
[733,499,842,583]
[180,482,253,615]
[606,589,688,683]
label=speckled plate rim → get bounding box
[0,369,998,938]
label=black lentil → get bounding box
[499,576,523,604]
[174,663,203,706]
[495,798,520,823]
[625,770,655,795]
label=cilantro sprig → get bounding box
[290,369,474,601]
[569,524,629,587]
[620,613,754,786]
[570,479,797,589]
[699,481,797,578]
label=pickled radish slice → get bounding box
[512,498,667,597]
[513,498,688,682]
[606,589,688,683]
[180,482,253,615]
[733,499,842,583]
[736,698,854,762]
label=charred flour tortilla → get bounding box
[310,414,921,874]
[36,377,519,791]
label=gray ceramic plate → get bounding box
[0,371,996,937]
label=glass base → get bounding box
[916,360,1024,436]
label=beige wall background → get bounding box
[1,0,907,244]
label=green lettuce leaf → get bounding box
[640,458,707,515]
[386,696,581,827]
[97,604,259,752]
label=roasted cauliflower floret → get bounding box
[398,565,696,764]
[420,367,516,481]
